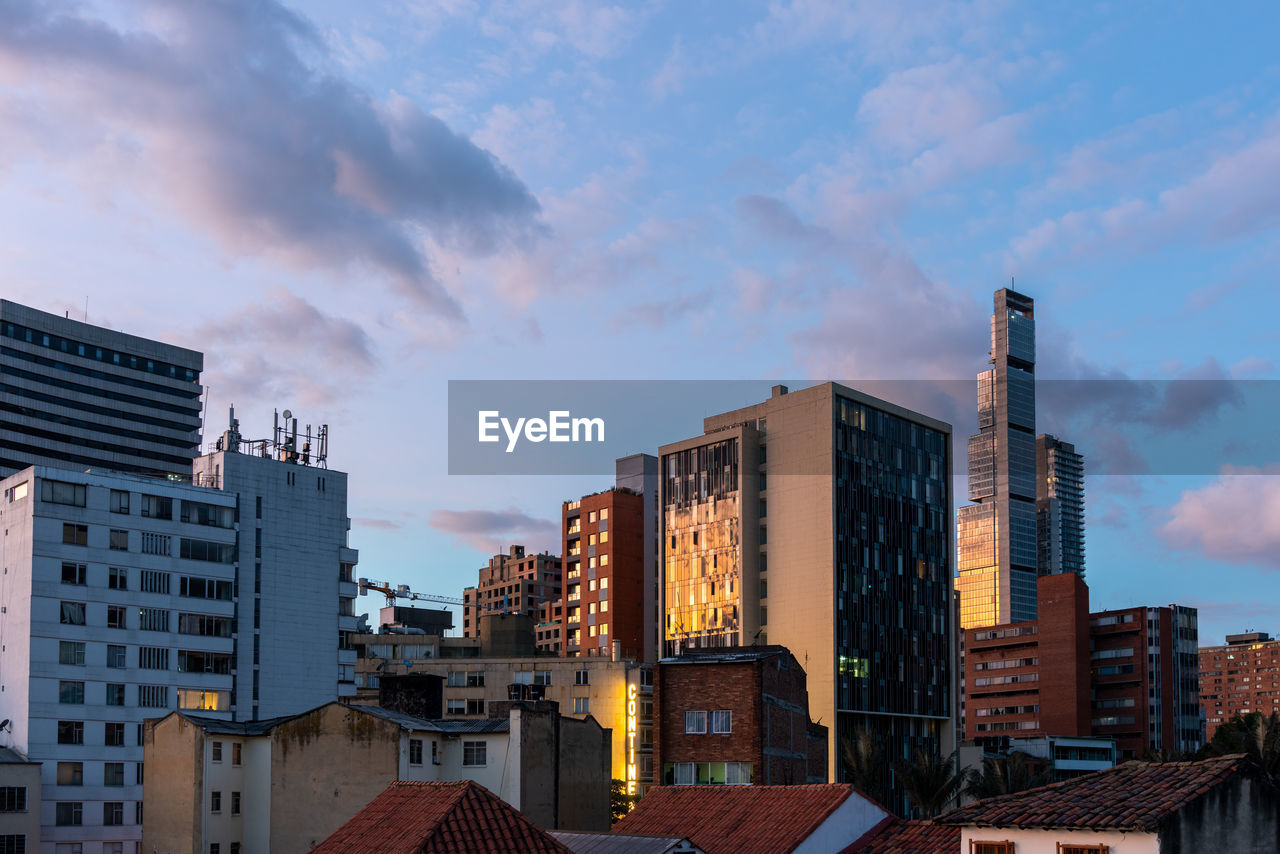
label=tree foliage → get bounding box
[1198,712,1280,778]
[964,751,1051,801]
[610,778,639,823]
[841,729,890,807]
[895,749,964,818]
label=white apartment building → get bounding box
[0,466,239,854]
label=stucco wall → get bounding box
[268,704,400,854]
[1159,775,1280,854]
[142,715,202,854]
[960,827,1159,853]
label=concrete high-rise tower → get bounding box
[956,289,1039,629]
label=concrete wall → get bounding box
[1160,774,1280,854]
[556,714,610,832]
[0,755,41,853]
[267,704,400,854]
[142,714,202,854]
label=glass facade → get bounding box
[663,438,742,655]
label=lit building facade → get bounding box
[1036,434,1085,577]
[0,466,238,854]
[659,383,953,812]
[0,299,203,480]
[957,288,1039,629]
[1199,631,1280,740]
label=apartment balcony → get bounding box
[339,580,358,599]
[568,524,581,536]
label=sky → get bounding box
[1,0,1277,645]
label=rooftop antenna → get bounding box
[84,296,88,323]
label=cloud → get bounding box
[615,289,715,331]
[0,0,542,318]
[428,506,559,555]
[472,97,564,174]
[1160,470,1280,569]
[736,195,833,246]
[192,287,374,408]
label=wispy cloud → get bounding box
[1160,468,1280,569]
[427,506,558,555]
[0,0,542,318]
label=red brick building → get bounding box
[561,488,649,660]
[964,574,1202,759]
[655,647,827,786]
[1200,631,1280,739]
[461,545,562,638]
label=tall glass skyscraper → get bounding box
[956,289,1039,628]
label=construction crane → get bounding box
[357,578,464,609]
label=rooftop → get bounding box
[550,830,702,854]
[852,819,958,854]
[612,784,857,854]
[173,702,510,737]
[938,755,1265,831]
[311,780,570,854]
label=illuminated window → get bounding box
[685,711,707,734]
[600,508,608,520]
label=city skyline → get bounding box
[0,1,1277,647]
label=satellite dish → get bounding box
[0,719,9,731]
[282,409,293,420]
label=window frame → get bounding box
[969,843,1015,854]
[684,710,708,734]
[462,741,487,767]
[711,709,732,734]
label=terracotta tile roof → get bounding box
[851,819,958,854]
[311,780,571,854]
[939,755,1263,832]
[611,784,855,854]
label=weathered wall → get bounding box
[379,673,444,719]
[142,715,202,854]
[1160,775,1280,854]
[268,704,400,854]
[557,715,611,832]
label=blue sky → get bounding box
[1,0,1277,643]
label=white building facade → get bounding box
[0,466,238,854]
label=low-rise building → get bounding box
[612,784,891,854]
[312,780,571,854]
[142,700,610,853]
[655,647,827,786]
[935,755,1280,853]
[0,747,41,854]
[1199,630,1280,740]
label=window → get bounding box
[107,606,126,629]
[104,722,125,746]
[970,844,1014,854]
[138,608,169,632]
[447,671,466,687]
[59,641,85,666]
[109,529,129,551]
[59,602,85,626]
[54,802,82,826]
[210,791,222,814]
[141,532,170,555]
[42,480,86,506]
[180,537,234,563]
[211,845,220,854]
[467,671,485,687]
[105,684,125,706]
[61,522,87,547]
[110,490,130,514]
[179,576,233,600]
[1056,846,1109,854]
[211,742,223,762]
[138,647,169,669]
[58,681,84,704]
[446,699,465,715]
[140,494,172,520]
[574,697,590,714]
[108,567,127,590]
[231,792,241,816]
[181,500,234,528]
[0,837,24,854]
[178,613,232,637]
[106,645,126,668]
[711,710,732,734]
[61,562,86,585]
[138,685,168,708]
[56,762,83,786]
[664,762,752,785]
[409,739,423,765]
[230,845,240,854]
[178,650,233,675]
[0,787,25,811]
[467,699,485,715]
[600,600,609,612]
[57,721,83,745]
[54,845,81,854]
[178,689,228,711]
[685,710,707,734]
[103,763,124,786]
[140,570,170,594]
[462,741,487,767]
[575,669,590,686]
[232,743,242,766]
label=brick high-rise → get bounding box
[461,546,562,638]
[561,487,648,659]
[965,575,1201,759]
[1200,631,1280,740]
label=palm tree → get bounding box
[964,751,1051,800]
[895,749,964,817]
[841,729,889,806]
[1199,712,1280,778]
